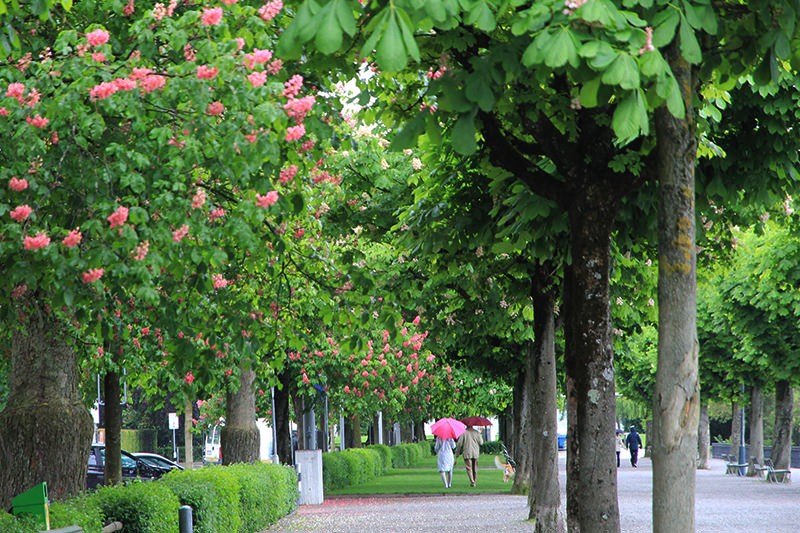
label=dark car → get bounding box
[133,452,184,471]
[87,444,173,489]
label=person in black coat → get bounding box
[625,426,643,467]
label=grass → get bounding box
[327,454,515,496]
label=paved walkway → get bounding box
[265,454,800,532]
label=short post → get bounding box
[179,505,193,533]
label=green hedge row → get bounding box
[322,442,431,491]
[2,462,298,533]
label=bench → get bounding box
[750,457,770,479]
[725,454,748,475]
[764,458,791,483]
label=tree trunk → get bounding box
[414,419,426,442]
[564,185,619,533]
[527,276,565,532]
[652,40,700,533]
[511,363,531,494]
[730,402,742,458]
[222,365,259,464]
[184,398,194,470]
[400,422,413,443]
[274,372,294,464]
[748,385,764,472]
[697,403,710,469]
[0,298,94,508]
[771,380,793,470]
[345,414,361,448]
[104,371,123,486]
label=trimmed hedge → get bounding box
[480,440,505,455]
[92,480,181,533]
[323,442,431,491]
[0,511,38,533]
[161,466,242,533]
[225,463,298,533]
[49,494,104,533]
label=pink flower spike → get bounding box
[201,7,223,25]
[196,65,219,79]
[258,0,283,21]
[86,29,110,47]
[5,82,24,99]
[285,124,305,141]
[82,268,104,283]
[247,71,267,88]
[63,228,82,248]
[10,205,32,222]
[26,115,49,129]
[255,190,279,208]
[23,232,50,250]
[107,206,129,228]
[206,101,224,115]
[184,372,195,384]
[9,177,28,191]
[172,224,189,242]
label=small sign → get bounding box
[168,412,179,430]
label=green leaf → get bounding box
[611,91,643,143]
[545,28,578,68]
[315,2,343,54]
[376,11,408,71]
[639,49,667,77]
[579,77,602,108]
[396,8,420,62]
[465,74,495,111]
[451,113,477,155]
[664,73,685,118]
[336,0,356,37]
[601,54,640,90]
[465,0,496,32]
[678,14,702,64]
[652,8,679,48]
[521,30,552,66]
[774,32,791,61]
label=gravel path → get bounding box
[264,453,800,532]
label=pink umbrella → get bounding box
[431,417,467,440]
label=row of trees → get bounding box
[4,1,800,532]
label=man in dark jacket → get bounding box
[626,426,643,467]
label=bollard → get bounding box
[179,505,193,533]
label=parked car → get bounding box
[557,434,567,450]
[132,452,184,471]
[86,444,173,489]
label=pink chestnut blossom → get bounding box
[10,205,32,221]
[9,177,29,191]
[63,228,82,248]
[196,65,219,79]
[255,190,279,208]
[172,224,189,242]
[26,115,49,129]
[86,29,110,47]
[285,124,305,141]
[206,101,224,115]
[201,7,223,25]
[82,268,104,283]
[107,206,129,228]
[258,0,283,21]
[184,372,195,384]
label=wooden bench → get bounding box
[725,454,748,475]
[764,458,792,483]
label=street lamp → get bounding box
[738,383,747,476]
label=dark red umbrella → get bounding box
[460,416,492,427]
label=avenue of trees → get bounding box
[3,1,800,532]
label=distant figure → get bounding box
[626,426,643,467]
[455,426,483,486]
[615,429,625,467]
[434,436,456,488]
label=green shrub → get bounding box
[0,511,38,533]
[481,440,504,455]
[368,444,392,474]
[49,494,104,533]
[322,451,348,490]
[225,463,297,533]
[162,466,241,533]
[92,480,180,533]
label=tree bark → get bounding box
[345,414,361,448]
[104,371,123,486]
[184,397,194,469]
[527,275,564,532]
[697,403,709,469]
[400,422,413,443]
[511,363,531,494]
[274,372,294,464]
[414,419,426,442]
[222,365,259,464]
[771,380,793,470]
[730,402,742,458]
[653,40,700,533]
[0,298,94,507]
[564,185,619,533]
[748,385,764,472]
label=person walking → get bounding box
[615,429,624,467]
[434,436,456,488]
[626,425,643,467]
[455,425,483,486]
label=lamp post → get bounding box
[738,383,747,476]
